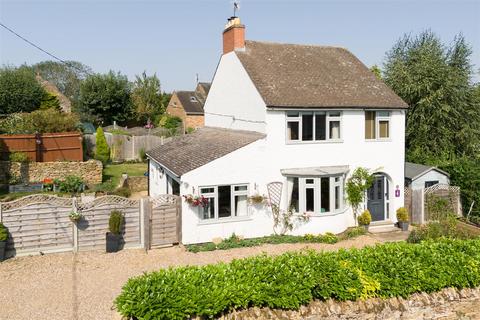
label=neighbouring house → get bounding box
[147,17,408,244]
[405,162,450,190]
[166,82,211,130]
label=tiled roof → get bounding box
[236,41,408,109]
[146,127,264,176]
[175,91,205,114]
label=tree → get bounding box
[78,71,132,125]
[383,31,480,162]
[0,66,46,114]
[39,92,61,110]
[95,127,110,164]
[346,168,374,225]
[131,72,164,122]
[32,60,92,105]
[370,65,382,80]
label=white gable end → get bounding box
[204,52,266,133]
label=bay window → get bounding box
[287,176,344,214]
[287,111,342,142]
[365,111,390,140]
[199,184,249,220]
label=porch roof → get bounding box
[281,165,349,176]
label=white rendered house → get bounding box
[147,17,408,244]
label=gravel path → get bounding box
[0,235,379,320]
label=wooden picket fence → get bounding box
[0,194,181,257]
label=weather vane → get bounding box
[233,1,240,17]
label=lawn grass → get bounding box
[102,162,148,187]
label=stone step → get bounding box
[368,224,400,234]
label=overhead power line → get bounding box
[0,21,89,74]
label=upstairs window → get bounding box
[365,111,390,140]
[286,111,342,142]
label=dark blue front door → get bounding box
[367,176,385,222]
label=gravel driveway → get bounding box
[0,235,379,320]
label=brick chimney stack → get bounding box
[223,17,245,54]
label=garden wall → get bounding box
[219,287,480,320]
[0,159,102,185]
[0,132,83,162]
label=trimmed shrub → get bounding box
[9,152,29,163]
[357,210,372,226]
[55,176,84,194]
[0,223,8,242]
[95,127,110,164]
[396,207,409,222]
[341,226,367,239]
[116,239,480,319]
[109,210,124,235]
[112,187,131,198]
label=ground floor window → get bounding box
[199,184,249,220]
[167,176,180,196]
[287,176,343,214]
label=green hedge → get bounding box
[115,239,480,319]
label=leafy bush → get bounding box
[94,127,110,165]
[396,207,409,222]
[341,226,367,239]
[109,210,124,235]
[9,152,29,163]
[407,217,478,244]
[112,187,131,198]
[55,176,84,194]
[116,239,480,319]
[159,114,182,130]
[0,223,8,242]
[0,109,79,134]
[357,210,371,226]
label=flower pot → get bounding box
[106,232,122,253]
[363,224,370,232]
[399,221,409,231]
[0,241,6,261]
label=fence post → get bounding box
[0,202,2,223]
[72,198,79,252]
[140,197,151,251]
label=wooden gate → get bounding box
[149,195,181,248]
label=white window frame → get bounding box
[289,175,344,215]
[286,111,343,143]
[199,184,249,220]
[365,110,391,141]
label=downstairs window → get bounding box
[199,184,249,220]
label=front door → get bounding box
[367,175,385,222]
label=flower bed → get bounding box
[186,227,366,252]
[115,239,480,320]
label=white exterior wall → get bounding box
[411,170,450,190]
[148,160,168,197]
[203,52,267,133]
[179,109,406,244]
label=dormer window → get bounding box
[286,111,342,143]
[190,96,197,102]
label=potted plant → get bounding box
[106,210,124,253]
[357,209,372,231]
[248,194,267,205]
[396,207,410,231]
[0,223,8,261]
[69,211,83,223]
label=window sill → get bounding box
[286,139,344,145]
[197,215,253,225]
[298,208,347,218]
[365,138,392,142]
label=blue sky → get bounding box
[1,0,479,92]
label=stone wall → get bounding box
[216,287,480,320]
[0,160,102,185]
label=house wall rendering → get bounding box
[204,52,266,133]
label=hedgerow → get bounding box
[115,239,480,319]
